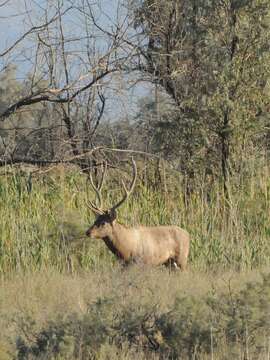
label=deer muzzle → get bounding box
[86,228,92,237]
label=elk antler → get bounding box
[87,161,107,214]
[110,157,137,212]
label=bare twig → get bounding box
[0,6,73,57]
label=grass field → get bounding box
[0,163,270,359]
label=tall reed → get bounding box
[0,162,269,274]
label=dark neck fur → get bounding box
[102,236,124,260]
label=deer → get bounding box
[85,159,190,270]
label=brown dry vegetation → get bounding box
[1,266,270,359]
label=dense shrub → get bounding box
[13,274,270,360]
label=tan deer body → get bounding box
[85,159,190,270]
[87,222,189,269]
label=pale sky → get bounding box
[0,0,152,121]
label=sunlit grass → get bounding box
[0,163,269,274]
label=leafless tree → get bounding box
[0,0,139,166]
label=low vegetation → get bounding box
[0,267,269,359]
[0,162,269,359]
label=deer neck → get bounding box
[102,236,124,259]
[102,223,131,261]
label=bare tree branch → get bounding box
[0,69,116,119]
[0,6,73,57]
[0,0,10,7]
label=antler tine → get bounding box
[88,161,107,211]
[86,199,104,215]
[111,157,137,211]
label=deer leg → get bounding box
[164,258,179,272]
[175,255,188,271]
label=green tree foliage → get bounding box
[132,0,270,189]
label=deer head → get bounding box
[85,158,137,239]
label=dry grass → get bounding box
[1,266,261,322]
[1,266,269,359]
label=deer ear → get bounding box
[109,209,117,222]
